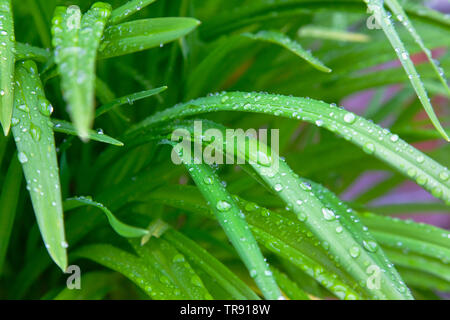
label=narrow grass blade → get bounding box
[0,154,22,273]
[164,229,260,300]
[386,0,449,96]
[129,238,213,299]
[73,244,184,299]
[0,0,15,135]
[98,17,200,59]
[129,91,450,204]
[147,185,366,299]
[74,240,212,299]
[366,0,449,140]
[109,0,156,25]
[175,155,282,300]
[52,119,124,146]
[11,61,67,271]
[96,86,167,117]
[243,30,331,72]
[298,26,370,43]
[52,3,112,140]
[16,42,51,62]
[64,196,148,238]
[271,267,310,300]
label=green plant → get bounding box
[0,0,448,300]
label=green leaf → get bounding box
[51,3,112,140]
[52,119,124,146]
[271,266,310,300]
[74,239,212,299]
[64,196,148,238]
[298,26,370,43]
[96,86,167,117]
[129,91,450,204]
[11,61,67,271]
[164,228,260,300]
[385,0,449,97]
[0,0,15,135]
[366,0,449,141]
[109,0,157,25]
[98,17,200,59]
[16,42,51,62]
[243,30,332,72]
[129,238,213,299]
[176,157,282,300]
[0,154,22,273]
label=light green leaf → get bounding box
[109,0,157,25]
[129,91,450,204]
[52,119,124,146]
[366,0,448,140]
[96,86,167,117]
[98,17,200,59]
[175,152,282,300]
[243,30,332,72]
[51,3,112,140]
[11,61,67,271]
[0,0,15,135]
[64,196,148,238]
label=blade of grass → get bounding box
[163,228,260,300]
[129,91,450,204]
[52,119,124,146]
[98,17,200,59]
[11,61,67,271]
[366,0,448,140]
[129,238,213,299]
[96,86,167,117]
[298,25,370,43]
[52,3,112,140]
[16,42,51,62]
[109,0,157,25]
[0,0,15,135]
[174,150,282,300]
[0,154,22,273]
[243,30,331,72]
[63,196,149,238]
[386,0,449,96]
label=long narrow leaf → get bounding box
[52,3,112,140]
[129,91,450,204]
[0,0,15,135]
[11,61,67,271]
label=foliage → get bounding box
[0,0,448,300]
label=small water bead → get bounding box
[416,155,424,164]
[322,208,336,221]
[362,240,378,253]
[335,226,343,234]
[274,183,283,192]
[297,213,307,222]
[61,241,69,248]
[30,123,41,142]
[18,152,28,163]
[390,134,399,142]
[203,176,213,185]
[363,142,375,154]
[300,181,312,191]
[315,119,324,127]
[439,171,449,181]
[349,246,360,258]
[216,200,231,212]
[343,112,356,124]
